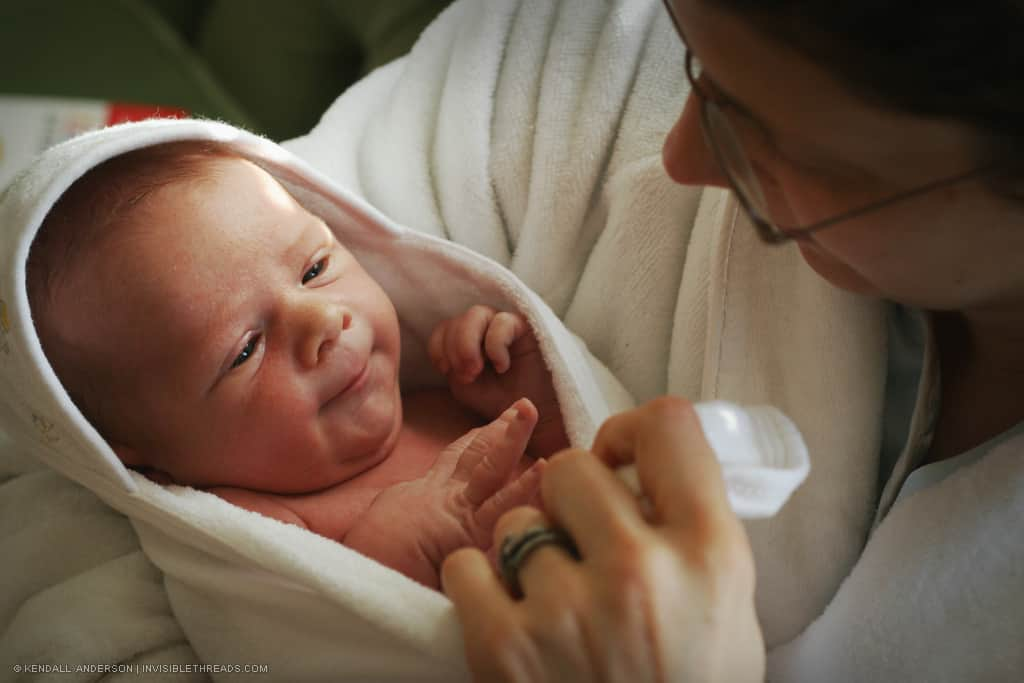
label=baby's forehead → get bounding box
[92,169,327,282]
[48,152,338,309]
[107,158,308,248]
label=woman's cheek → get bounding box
[761,162,855,229]
[753,166,803,227]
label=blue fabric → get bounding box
[877,303,926,496]
[879,303,1024,507]
[895,419,1024,504]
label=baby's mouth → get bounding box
[320,354,372,412]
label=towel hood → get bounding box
[0,118,605,503]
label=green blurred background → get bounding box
[0,0,453,141]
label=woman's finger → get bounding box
[592,397,733,533]
[537,448,647,560]
[474,461,546,540]
[492,506,583,601]
[441,548,528,682]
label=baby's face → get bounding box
[55,158,403,492]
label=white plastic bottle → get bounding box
[615,401,810,519]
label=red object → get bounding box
[106,102,189,125]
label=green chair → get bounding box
[0,0,452,140]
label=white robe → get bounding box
[2,0,1021,680]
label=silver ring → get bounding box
[499,526,580,598]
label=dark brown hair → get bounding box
[27,140,241,438]
[702,1,1024,185]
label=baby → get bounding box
[27,140,568,589]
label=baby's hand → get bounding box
[429,306,568,456]
[429,305,531,383]
[343,398,544,589]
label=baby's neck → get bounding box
[247,387,483,541]
[339,387,483,491]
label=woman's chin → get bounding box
[797,241,880,297]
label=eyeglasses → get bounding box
[662,0,998,245]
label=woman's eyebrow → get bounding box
[697,67,781,145]
[670,20,783,145]
[699,64,864,172]
[667,6,871,176]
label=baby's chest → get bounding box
[292,391,482,537]
[401,388,483,446]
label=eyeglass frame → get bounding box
[661,0,1001,245]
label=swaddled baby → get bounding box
[26,140,568,589]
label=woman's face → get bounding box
[663,0,1024,314]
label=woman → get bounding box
[442,0,1024,680]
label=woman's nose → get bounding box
[662,97,730,189]
[291,296,352,369]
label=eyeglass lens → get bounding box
[689,55,773,224]
[703,104,771,221]
[676,10,997,243]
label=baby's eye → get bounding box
[302,258,327,284]
[231,334,260,369]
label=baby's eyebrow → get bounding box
[283,225,314,260]
[283,217,335,261]
[196,293,255,394]
[202,326,239,395]
[203,220,331,395]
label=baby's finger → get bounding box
[428,321,451,375]
[447,305,495,383]
[473,460,546,547]
[484,312,527,374]
[433,426,485,482]
[460,399,538,503]
[449,405,516,485]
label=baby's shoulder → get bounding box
[208,486,308,528]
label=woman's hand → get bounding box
[441,397,765,682]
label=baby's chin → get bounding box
[324,376,404,477]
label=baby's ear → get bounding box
[135,468,176,485]
[111,442,144,468]
[111,443,176,485]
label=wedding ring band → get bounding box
[499,526,580,598]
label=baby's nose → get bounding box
[296,299,352,369]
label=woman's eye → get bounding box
[302,258,327,284]
[231,335,259,369]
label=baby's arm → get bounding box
[343,398,544,589]
[428,306,568,457]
